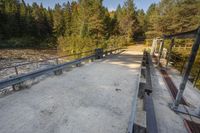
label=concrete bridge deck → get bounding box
[1,45,200,133]
[0,47,142,133]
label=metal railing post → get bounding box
[95,48,103,59]
[56,58,59,65]
[14,66,18,75]
[172,28,200,109]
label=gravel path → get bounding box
[0,49,142,133]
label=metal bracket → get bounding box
[169,103,200,119]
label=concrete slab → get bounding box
[0,49,142,133]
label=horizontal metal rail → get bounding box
[127,64,142,133]
[144,52,153,94]
[0,50,93,70]
[164,28,198,39]
[0,48,123,90]
[144,51,158,133]
[0,48,121,71]
[0,55,94,90]
[144,94,157,133]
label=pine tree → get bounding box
[145,3,160,38]
[79,0,90,38]
[0,0,6,39]
[32,3,46,37]
[87,0,105,47]
[103,8,112,39]
[26,3,38,37]
[123,0,139,42]
[46,8,54,35]
[64,2,72,36]
[145,0,200,37]
[115,4,124,36]
[174,0,200,32]
[53,3,65,37]
[136,9,146,39]
[70,1,80,35]
[4,0,21,37]
[19,0,27,36]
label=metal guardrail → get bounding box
[144,52,153,94]
[127,60,142,133]
[128,51,158,133]
[143,51,158,133]
[0,50,93,71]
[0,48,123,90]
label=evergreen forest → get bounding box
[0,0,200,52]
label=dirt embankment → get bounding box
[0,49,58,68]
[0,49,58,81]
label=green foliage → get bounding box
[56,0,137,55]
[115,0,139,42]
[136,9,146,40]
[57,35,95,60]
[145,0,200,37]
[0,0,54,47]
[2,0,199,50]
[64,2,72,36]
[0,36,56,48]
[53,3,65,37]
[0,0,145,49]
[105,36,128,48]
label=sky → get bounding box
[25,0,160,12]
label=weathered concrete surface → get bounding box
[0,47,142,133]
[166,67,200,124]
[151,68,188,133]
[152,57,200,133]
[166,67,200,110]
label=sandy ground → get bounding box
[0,47,142,133]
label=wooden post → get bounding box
[193,69,200,87]
[36,62,39,68]
[157,40,164,66]
[14,66,18,75]
[151,39,156,55]
[180,58,186,75]
[155,39,158,53]
[166,38,175,68]
[173,28,200,109]
[56,58,59,65]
